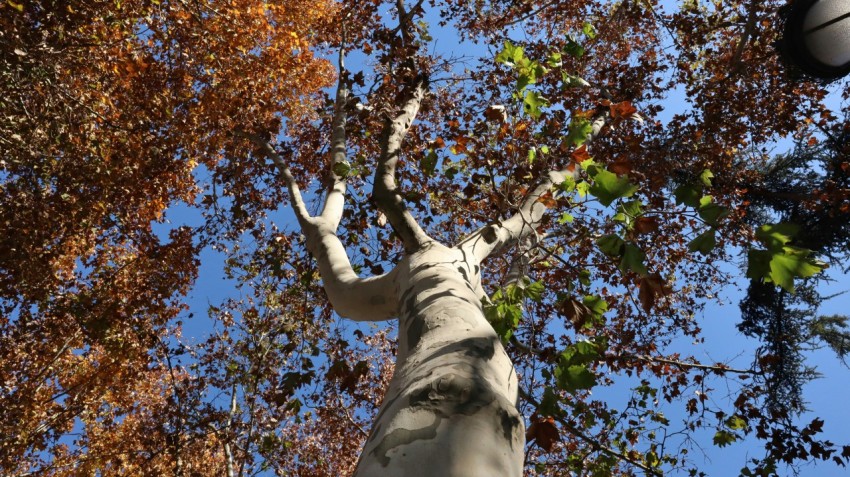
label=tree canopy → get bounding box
[2,0,849,476]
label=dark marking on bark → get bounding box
[423,336,496,363]
[483,224,498,243]
[457,266,469,283]
[498,407,522,449]
[407,314,425,350]
[370,414,441,466]
[408,371,495,417]
[369,386,405,437]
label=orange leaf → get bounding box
[526,417,560,452]
[609,100,637,119]
[570,144,591,162]
[536,192,558,208]
[608,158,633,176]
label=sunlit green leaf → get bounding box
[523,90,548,119]
[588,169,639,207]
[565,117,593,147]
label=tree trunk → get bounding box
[354,243,525,477]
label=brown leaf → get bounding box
[609,100,637,119]
[634,216,660,235]
[560,297,592,328]
[484,104,507,123]
[536,192,558,208]
[526,417,560,452]
[638,273,672,313]
[608,158,633,176]
[570,144,591,163]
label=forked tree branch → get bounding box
[372,72,433,253]
[236,131,399,322]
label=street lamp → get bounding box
[779,0,850,80]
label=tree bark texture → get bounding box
[353,243,524,477]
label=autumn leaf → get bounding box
[527,417,560,452]
[609,100,637,119]
[638,273,673,312]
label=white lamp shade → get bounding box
[802,0,850,67]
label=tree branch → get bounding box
[234,130,311,227]
[519,387,662,476]
[458,114,608,262]
[372,74,433,253]
[320,28,349,227]
[237,132,400,321]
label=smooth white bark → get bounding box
[353,243,524,476]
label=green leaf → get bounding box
[528,147,537,163]
[597,234,625,257]
[726,415,748,431]
[559,176,576,193]
[523,90,548,119]
[558,212,574,224]
[769,247,826,292]
[746,249,773,283]
[688,229,717,255]
[505,283,523,303]
[561,72,589,88]
[555,364,597,392]
[564,36,585,58]
[747,246,826,292]
[576,180,590,198]
[673,183,702,208]
[525,281,546,302]
[620,199,644,218]
[588,169,639,206]
[582,295,608,317]
[756,223,799,250]
[580,158,602,176]
[645,450,660,468]
[560,338,607,367]
[620,243,648,276]
[565,117,593,147]
[485,300,523,340]
[495,40,524,67]
[713,430,737,447]
[582,22,597,39]
[697,196,729,226]
[332,160,351,178]
[539,386,561,417]
[420,149,438,176]
[699,169,714,187]
[578,269,591,287]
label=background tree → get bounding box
[2,0,850,476]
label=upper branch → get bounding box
[320,30,350,227]
[235,130,311,227]
[237,132,399,322]
[372,74,433,254]
[458,114,608,262]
